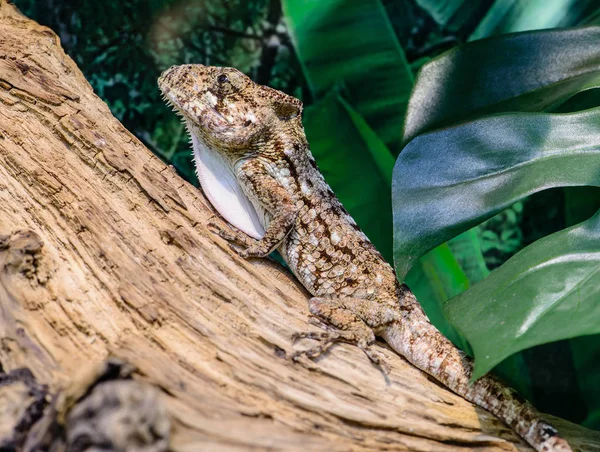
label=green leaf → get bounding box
[444,210,600,380]
[303,92,394,261]
[283,0,413,155]
[447,228,490,284]
[337,96,395,187]
[393,107,600,280]
[415,0,489,33]
[470,0,600,41]
[403,27,600,144]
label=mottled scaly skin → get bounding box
[158,64,571,452]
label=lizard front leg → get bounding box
[212,158,298,258]
[207,220,256,250]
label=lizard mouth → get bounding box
[159,86,243,133]
[158,71,248,132]
[159,90,212,127]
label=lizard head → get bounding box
[158,64,303,154]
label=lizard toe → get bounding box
[360,346,390,375]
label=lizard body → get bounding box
[158,64,571,452]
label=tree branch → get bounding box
[0,2,599,451]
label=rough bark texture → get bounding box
[0,2,599,451]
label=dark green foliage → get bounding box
[13,0,600,430]
[283,0,413,156]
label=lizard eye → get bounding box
[217,74,229,83]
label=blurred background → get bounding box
[13,0,600,431]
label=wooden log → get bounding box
[0,2,598,450]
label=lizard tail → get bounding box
[380,292,571,452]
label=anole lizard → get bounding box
[158,64,571,452]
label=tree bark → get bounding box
[0,2,598,451]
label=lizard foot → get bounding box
[207,220,271,258]
[290,296,393,374]
[290,330,389,374]
[290,330,340,360]
[207,220,255,247]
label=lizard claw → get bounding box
[307,315,331,330]
[361,347,390,375]
[207,220,257,258]
[289,330,341,361]
[291,330,340,342]
[226,242,249,258]
[289,342,336,362]
[208,223,252,258]
[207,220,235,241]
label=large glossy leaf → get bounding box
[393,107,600,280]
[403,27,600,143]
[444,210,600,380]
[416,0,600,37]
[283,0,413,155]
[470,0,600,41]
[303,92,394,260]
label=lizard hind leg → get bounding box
[291,296,393,374]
